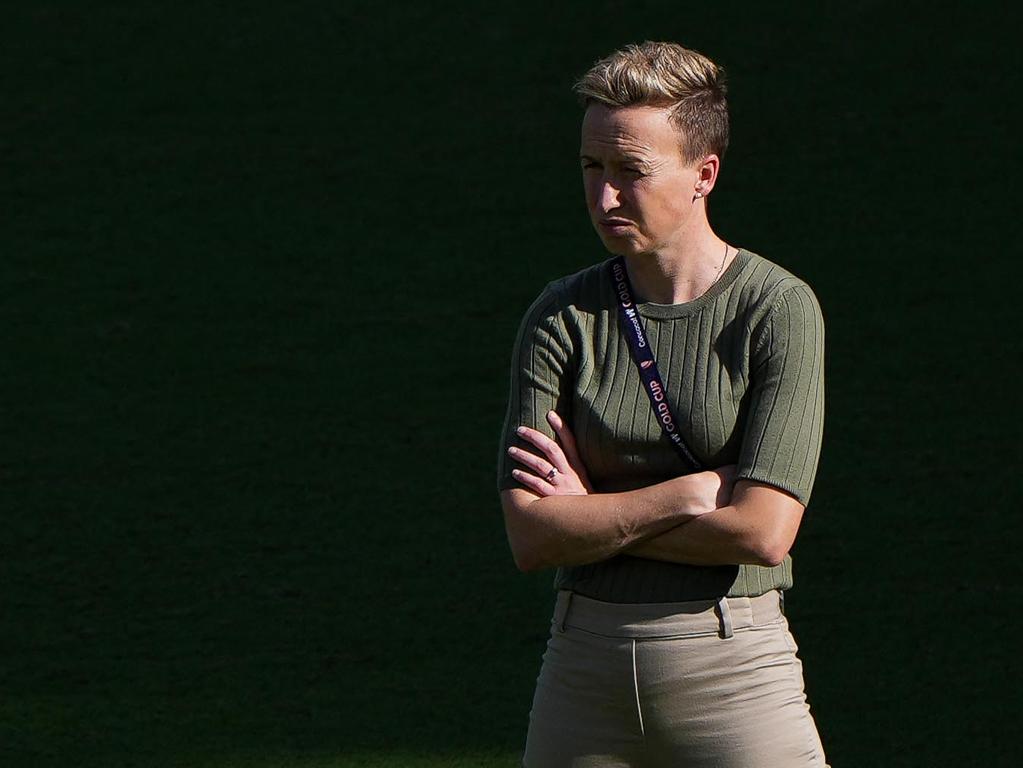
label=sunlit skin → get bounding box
[580,103,731,304]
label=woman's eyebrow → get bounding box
[579,153,649,165]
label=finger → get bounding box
[546,411,584,467]
[546,412,593,491]
[507,446,555,477]
[511,468,555,496]
[516,426,569,471]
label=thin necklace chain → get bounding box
[710,242,731,287]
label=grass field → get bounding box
[3,1,1020,765]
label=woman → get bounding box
[497,42,829,766]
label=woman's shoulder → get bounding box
[545,258,610,296]
[512,258,610,339]
[733,249,821,312]
[533,258,612,315]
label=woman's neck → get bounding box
[624,231,734,305]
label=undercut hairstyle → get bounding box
[574,41,729,164]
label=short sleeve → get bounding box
[496,285,575,491]
[736,284,825,506]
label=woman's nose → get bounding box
[598,181,621,213]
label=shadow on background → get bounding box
[3,2,1020,766]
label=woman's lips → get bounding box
[599,218,634,234]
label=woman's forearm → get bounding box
[627,505,768,566]
[626,481,805,567]
[501,473,718,572]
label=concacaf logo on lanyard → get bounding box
[608,256,702,472]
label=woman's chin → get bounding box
[599,234,646,257]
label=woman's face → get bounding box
[580,104,704,257]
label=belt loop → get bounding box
[779,590,786,616]
[715,596,734,639]
[554,590,574,633]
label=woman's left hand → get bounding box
[508,411,594,497]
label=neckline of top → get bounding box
[624,248,753,320]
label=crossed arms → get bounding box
[499,412,805,573]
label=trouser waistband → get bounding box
[552,589,784,640]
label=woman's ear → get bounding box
[694,154,721,198]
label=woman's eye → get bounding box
[623,168,644,177]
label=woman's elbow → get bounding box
[504,515,550,572]
[748,530,795,567]
[731,482,804,567]
[502,492,559,572]
[508,533,557,572]
[743,499,803,567]
[751,545,789,568]
[507,519,575,572]
[511,547,543,573]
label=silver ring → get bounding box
[545,467,558,483]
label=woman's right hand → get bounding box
[686,465,737,517]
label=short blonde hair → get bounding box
[574,41,729,164]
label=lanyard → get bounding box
[609,256,702,471]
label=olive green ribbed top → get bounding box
[497,248,825,602]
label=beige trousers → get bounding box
[523,590,829,768]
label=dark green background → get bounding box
[4,2,1020,765]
